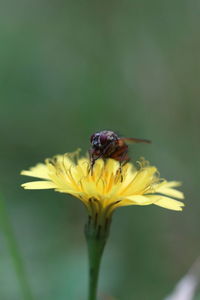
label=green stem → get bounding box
[0,193,34,300]
[85,217,111,300]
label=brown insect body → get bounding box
[89,130,150,169]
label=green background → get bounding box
[0,1,199,299]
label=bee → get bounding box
[89,130,151,171]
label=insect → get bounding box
[89,130,151,172]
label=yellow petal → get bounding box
[161,181,182,188]
[21,164,50,180]
[123,195,154,206]
[157,187,184,199]
[21,181,57,189]
[76,158,90,177]
[122,167,157,196]
[149,195,184,211]
[155,181,184,199]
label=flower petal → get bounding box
[121,166,157,196]
[155,181,184,199]
[149,195,184,211]
[123,195,154,206]
[21,181,57,189]
[21,164,50,180]
[160,181,182,188]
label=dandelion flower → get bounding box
[21,149,184,300]
[21,150,184,221]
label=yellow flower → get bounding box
[21,150,184,222]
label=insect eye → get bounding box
[100,134,108,145]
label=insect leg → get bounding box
[89,143,115,174]
[88,149,95,175]
[110,145,129,181]
[119,148,129,182]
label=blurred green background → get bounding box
[0,0,199,299]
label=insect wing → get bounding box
[120,137,151,144]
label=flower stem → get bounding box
[85,217,111,300]
[0,193,34,300]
